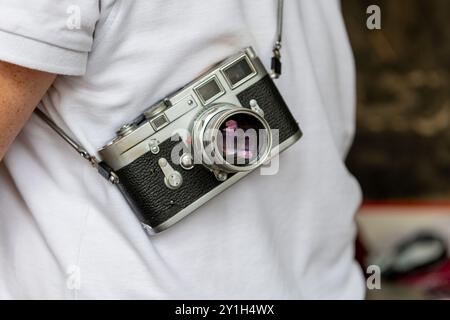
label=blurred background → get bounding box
[341,0,450,299]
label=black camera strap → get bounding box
[271,0,284,78]
[34,0,284,184]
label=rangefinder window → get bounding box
[222,56,256,88]
[195,76,224,105]
[150,114,169,130]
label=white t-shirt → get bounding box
[0,0,364,299]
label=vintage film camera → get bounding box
[99,47,302,234]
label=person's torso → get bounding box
[0,0,364,299]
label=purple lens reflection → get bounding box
[219,113,265,166]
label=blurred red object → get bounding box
[397,260,450,298]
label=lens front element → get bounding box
[193,104,272,173]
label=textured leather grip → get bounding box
[237,75,300,143]
[116,137,225,228]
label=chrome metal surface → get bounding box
[158,158,183,190]
[149,139,160,154]
[249,99,264,117]
[193,106,272,173]
[116,123,137,137]
[99,47,268,171]
[144,100,169,119]
[180,153,194,170]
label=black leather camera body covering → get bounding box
[115,75,301,233]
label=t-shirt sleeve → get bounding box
[0,0,100,75]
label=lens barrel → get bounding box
[192,104,272,173]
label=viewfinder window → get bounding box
[150,114,169,130]
[222,57,255,87]
[196,77,223,103]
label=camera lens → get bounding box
[217,113,267,167]
[192,104,272,173]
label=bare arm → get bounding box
[0,61,56,160]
